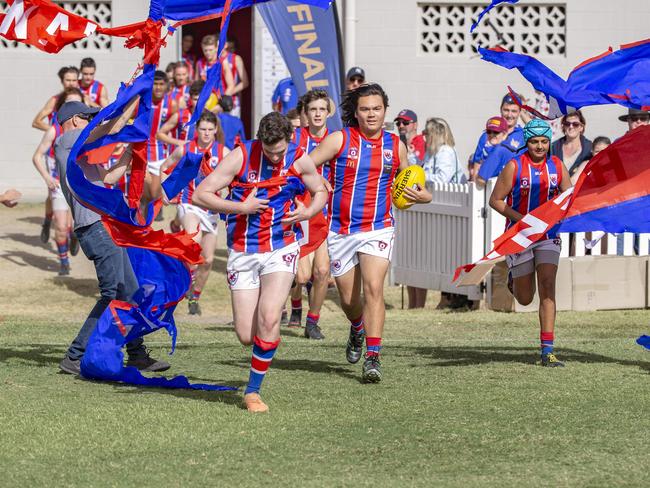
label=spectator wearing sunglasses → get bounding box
[551,110,592,176]
[394,109,425,164]
[345,66,365,91]
[619,108,650,132]
[475,115,518,189]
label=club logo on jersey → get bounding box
[227,270,239,286]
[550,174,558,187]
[349,147,358,160]
[282,252,297,267]
[378,240,388,251]
[248,171,258,183]
[331,260,342,273]
[383,149,393,161]
[521,177,529,188]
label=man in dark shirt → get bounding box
[54,101,170,375]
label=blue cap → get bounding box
[524,119,552,143]
[57,101,100,125]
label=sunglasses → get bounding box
[486,130,502,136]
[563,121,583,128]
[395,120,412,127]
[349,76,364,83]
[629,115,650,123]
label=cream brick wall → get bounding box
[0,0,177,200]
[351,0,650,167]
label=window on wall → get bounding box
[0,1,112,51]
[419,3,566,56]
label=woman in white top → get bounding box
[421,117,466,185]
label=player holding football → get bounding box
[489,119,571,367]
[306,83,432,382]
[193,112,327,412]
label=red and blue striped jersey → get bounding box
[292,127,329,180]
[80,80,105,106]
[147,94,173,162]
[329,128,401,235]
[47,94,58,125]
[221,52,241,109]
[196,57,218,82]
[506,152,563,236]
[226,140,305,253]
[180,140,225,209]
[173,108,195,143]
[182,53,196,80]
[48,123,63,179]
[170,84,189,106]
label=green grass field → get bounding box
[2,206,650,487]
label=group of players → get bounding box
[33,36,571,412]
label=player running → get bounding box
[193,112,327,413]
[79,57,109,108]
[287,89,334,339]
[31,88,84,275]
[161,111,229,315]
[306,83,432,383]
[489,119,571,367]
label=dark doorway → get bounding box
[182,8,253,136]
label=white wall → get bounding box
[351,0,650,164]
[0,0,177,200]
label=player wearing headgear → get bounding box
[161,111,229,315]
[31,88,84,275]
[193,112,328,412]
[305,83,432,382]
[79,58,109,108]
[489,119,571,367]
[287,89,333,339]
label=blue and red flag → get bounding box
[470,0,519,33]
[479,41,650,118]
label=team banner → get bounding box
[258,0,344,130]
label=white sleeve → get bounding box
[428,146,458,184]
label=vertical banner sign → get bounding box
[257,0,344,130]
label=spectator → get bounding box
[421,117,465,185]
[286,108,301,129]
[470,93,525,176]
[272,77,298,115]
[619,108,650,132]
[345,66,365,91]
[217,95,246,150]
[394,109,425,164]
[551,110,592,176]
[571,136,610,185]
[473,116,509,186]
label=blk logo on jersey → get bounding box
[227,270,239,286]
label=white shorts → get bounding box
[226,242,300,290]
[50,186,69,212]
[327,227,395,277]
[177,203,218,234]
[506,238,561,278]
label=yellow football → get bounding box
[392,165,426,210]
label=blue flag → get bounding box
[470,0,519,33]
[258,0,343,130]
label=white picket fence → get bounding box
[393,179,650,301]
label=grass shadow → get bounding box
[50,277,99,298]
[0,345,65,367]
[0,250,57,272]
[4,232,47,248]
[216,357,360,382]
[399,344,650,371]
[17,216,46,226]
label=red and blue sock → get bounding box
[56,240,69,266]
[191,288,202,301]
[366,337,382,357]
[291,298,302,313]
[245,336,280,395]
[350,315,364,335]
[306,312,319,326]
[541,331,554,355]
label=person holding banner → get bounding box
[306,84,432,383]
[288,89,334,339]
[192,112,328,412]
[488,119,571,367]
